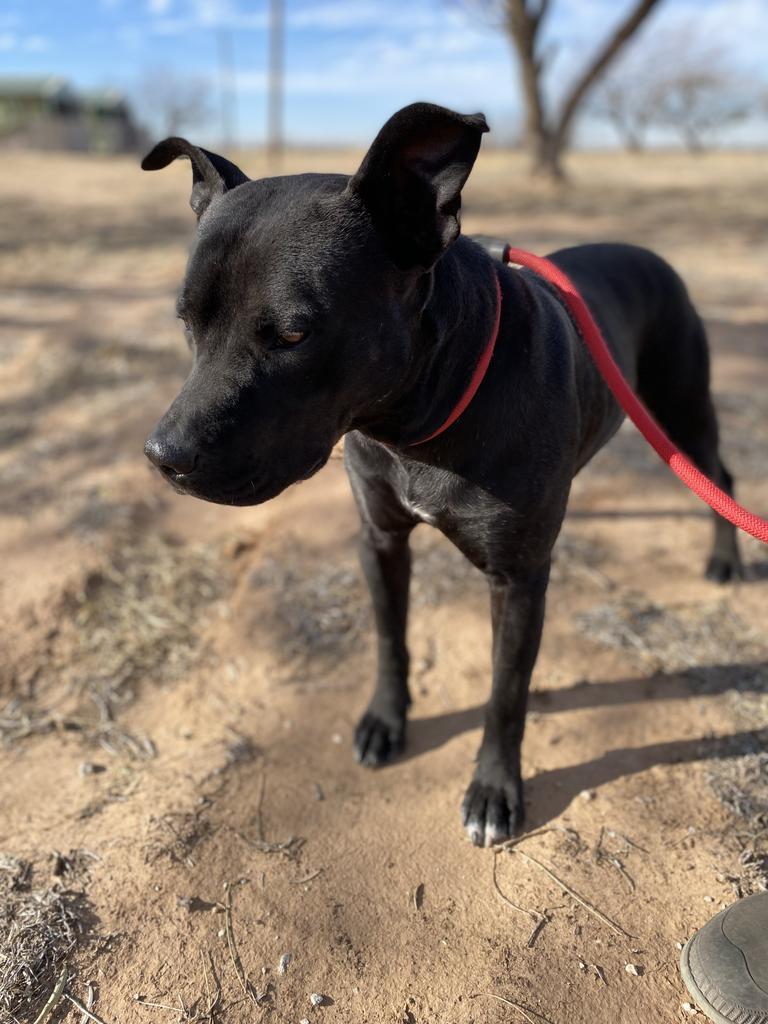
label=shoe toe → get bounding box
[681,892,768,1024]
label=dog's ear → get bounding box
[141,138,249,219]
[348,103,488,270]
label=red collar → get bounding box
[409,269,503,446]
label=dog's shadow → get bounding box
[403,661,768,821]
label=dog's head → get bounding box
[142,103,488,505]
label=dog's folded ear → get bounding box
[141,138,249,219]
[348,103,488,271]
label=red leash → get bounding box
[504,246,768,544]
[411,244,768,545]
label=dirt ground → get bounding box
[1,147,766,1024]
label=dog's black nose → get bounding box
[144,435,197,476]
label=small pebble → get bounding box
[310,993,325,1006]
[331,734,343,745]
[217,928,225,938]
[580,789,596,801]
[703,896,715,903]
[676,941,684,950]
[625,963,644,976]
[279,952,292,975]
[682,1003,698,1016]
[300,1019,310,1024]
[79,762,106,777]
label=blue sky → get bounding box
[1,0,766,146]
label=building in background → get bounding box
[0,75,144,153]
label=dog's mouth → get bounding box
[156,452,330,507]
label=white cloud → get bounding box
[148,0,476,35]
[24,34,49,52]
[236,27,511,107]
[228,10,508,93]
[147,0,172,14]
[239,60,507,96]
[289,0,449,31]
[0,31,49,52]
[192,0,237,25]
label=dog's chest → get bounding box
[396,463,492,532]
[401,495,438,525]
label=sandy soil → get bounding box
[1,147,767,1024]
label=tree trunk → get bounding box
[683,124,706,153]
[608,113,645,152]
[505,1,558,177]
[532,130,565,180]
[505,0,664,181]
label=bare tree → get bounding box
[657,71,751,153]
[136,69,210,141]
[485,0,664,179]
[589,77,657,152]
[592,29,755,154]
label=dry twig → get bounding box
[135,996,184,1013]
[32,966,68,1024]
[594,827,636,893]
[78,980,95,1024]
[65,991,113,1024]
[223,884,260,1006]
[492,853,549,948]
[291,869,323,885]
[478,992,556,1024]
[200,948,222,1021]
[228,772,304,857]
[511,849,635,940]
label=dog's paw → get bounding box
[461,777,524,847]
[705,554,744,584]
[353,710,405,767]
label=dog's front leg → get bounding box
[353,522,414,766]
[462,563,550,846]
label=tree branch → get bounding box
[553,0,663,148]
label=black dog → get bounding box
[142,103,742,846]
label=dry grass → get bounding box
[0,855,91,1023]
[250,552,367,676]
[578,590,768,874]
[576,594,764,673]
[1,523,233,756]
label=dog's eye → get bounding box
[278,330,307,346]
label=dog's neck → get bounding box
[355,237,518,451]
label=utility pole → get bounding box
[267,0,284,168]
[217,27,237,148]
